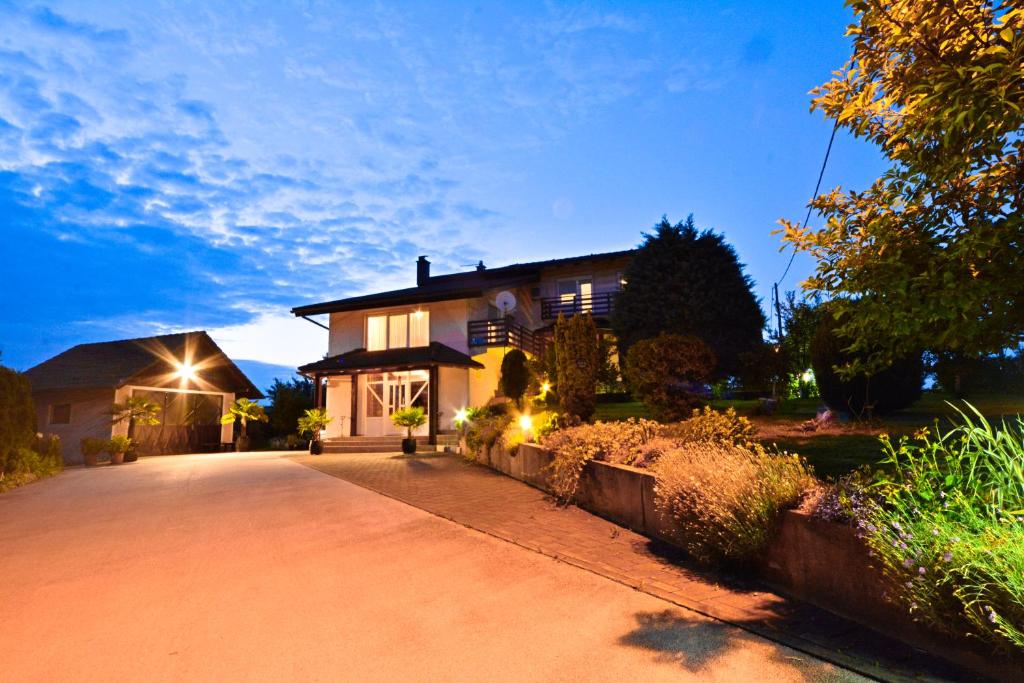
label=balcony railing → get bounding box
[540,291,618,320]
[468,319,544,356]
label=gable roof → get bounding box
[291,248,635,317]
[298,342,484,375]
[24,331,263,398]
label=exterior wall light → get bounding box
[177,362,198,382]
[519,414,533,433]
[454,408,469,425]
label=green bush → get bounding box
[540,419,663,500]
[554,313,599,421]
[662,406,758,448]
[623,333,715,421]
[106,435,132,455]
[499,349,531,407]
[463,406,513,461]
[810,314,922,417]
[0,366,36,476]
[860,404,1024,652]
[652,443,812,565]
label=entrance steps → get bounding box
[321,434,458,454]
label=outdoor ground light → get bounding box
[541,381,551,394]
[454,407,469,426]
[801,369,814,383]
[519,413,533,441]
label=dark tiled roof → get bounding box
[298,342,484,374]
[291,248,635,316]
[24,331,263,398]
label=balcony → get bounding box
[540,291,617,321]
[468,319,544,356]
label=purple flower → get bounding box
[918,567,926,576]
[903,558,914,568]
[943,551,953,562]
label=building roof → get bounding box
[298,342,484,375]
[24,331,263,398]
[291,248,635,317]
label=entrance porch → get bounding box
[298,342,483,445]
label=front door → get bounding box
[362,371,430,437]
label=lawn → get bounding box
[592,392,1024,480]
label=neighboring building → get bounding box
[292,250,633,444]
[24,331,262,464]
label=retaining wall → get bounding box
[470,440,1019,680]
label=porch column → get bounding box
[428,365,439,445]
[314,374,324,409]
[349,374,358,437]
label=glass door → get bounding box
[362,371,430,436]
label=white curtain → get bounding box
[366,315,387,351]
[409,311,429,347]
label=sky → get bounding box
[0,0,885,392]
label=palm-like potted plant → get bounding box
[391,407,427,454]
[297,408,332,455]
[106,435,132,465]
[220,398,268,452]
[111,396,161,462]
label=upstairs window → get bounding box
[366,310,429,350]
[50,403,71,424]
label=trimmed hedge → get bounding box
[0,366,36,475]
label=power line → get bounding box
[772,120,839,338]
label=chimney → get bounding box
[475,260,486,272]
[417,255,431,286]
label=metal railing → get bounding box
[468,319,544,356]
[540,291,617,320]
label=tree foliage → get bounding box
[624,333,716,421]
[265,376,314,436]
[220,397,268,437]
[811,312,922,417]
[499,349,531,407]
[0,365,36,477]
[554,313,599,421]
[613,215,765,378]
[780,1,1024,374]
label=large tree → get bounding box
[265,377,314,436]
[612,215,765,378]
[780,1,1024,375]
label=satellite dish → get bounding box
[495,290,517,315]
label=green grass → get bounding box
[591,392,1024,479]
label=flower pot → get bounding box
[309,440,323,455]
[401,437,417,455]
[83,452,99,467]
[235,435,250,452]
[110,451,126,465]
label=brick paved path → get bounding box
[292,452,967,682]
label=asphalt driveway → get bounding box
[0,452,865,682]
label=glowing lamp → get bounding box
[519,414,533,432]
[454,408,469,425]
[801,369,814,383]
[177,362,198,382]
[540,381,551,394]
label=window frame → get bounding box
[49,403,72,425]
[365,310,430,350]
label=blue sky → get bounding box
[0,1,883,391]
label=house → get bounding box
[292,249,633,445]
[24,331,262,463]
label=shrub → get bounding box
[858,405,1024,652]
[298,407,333,441]
[554,313,599,421]
[662,406,758,448]
[0,366,36,477]
[652,443,812,565]
[33,434,62,472]
[624,333,715,421]
[810,314,922,417]
[499,349,531,407]
[541,419,662,500]
[81,437,108,459]
[463,406,513,461]
[106,435,132,455]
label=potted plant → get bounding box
[220,398,268,452]
[391,407,427,454]
[297,408,332,455]
[111,396,161,462]
[106,436,132,465]
[80,437,106,467]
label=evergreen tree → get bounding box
[554,314,599,421]
[612,215,765,378]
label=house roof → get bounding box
[24,331,263,398]
[291,248,635,316]
[298,342,484,375]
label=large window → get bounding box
[366,310,429,350]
